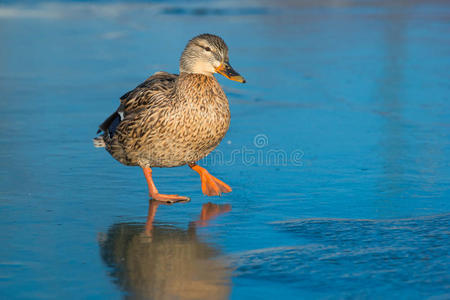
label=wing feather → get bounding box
[97,72,178,136]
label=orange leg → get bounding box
[142,167,190,203]
[189,164,232,196]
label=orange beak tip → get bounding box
[229,75,246,84]
[216,63,245,83]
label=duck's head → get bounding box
[179,33,246,83]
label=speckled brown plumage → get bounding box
[102,72,230,168]
[94,34,245,201]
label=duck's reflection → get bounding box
[99,201,232,300]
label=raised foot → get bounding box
[200,173,232,196]
[150,193,191,204]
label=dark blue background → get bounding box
[1,0,449,299]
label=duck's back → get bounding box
[97,72,230,168]
[119,72,178,114]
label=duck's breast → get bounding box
[140,74,231,167]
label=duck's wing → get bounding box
[96,72,178,137]
[120,71,178,114]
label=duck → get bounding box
[93,33,245,203]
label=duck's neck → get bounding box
[176,72,226,102]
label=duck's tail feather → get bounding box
[93,136,106,148]
[97,104,124,136]
[98,111,119,134]
[94,105,125,148]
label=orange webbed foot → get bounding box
[191,165,232,196]
[200,172,232,196]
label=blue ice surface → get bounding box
[0,0,449,299]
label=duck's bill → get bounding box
[216,62,246,83]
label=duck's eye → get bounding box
[205,47,211,52]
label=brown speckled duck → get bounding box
[93,34,245,203]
